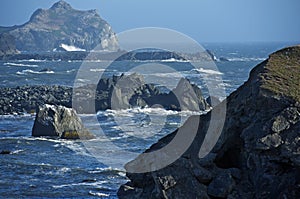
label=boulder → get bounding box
[32,104,94,139]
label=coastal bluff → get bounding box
[118,46,300,198]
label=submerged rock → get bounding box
[32,104,94,139]
[118,46,300,198]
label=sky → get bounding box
[0,0,299,43]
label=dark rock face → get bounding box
[1,0,118,52]
[32,104,94,139]
[0,73,209,115]
[0,33,18,56]
[118,46,300,198]
[93,73,210,112]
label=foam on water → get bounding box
[191,68,223,75]
[16,69,55,75]
[4,62,38,67]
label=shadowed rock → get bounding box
[118,46,300,198]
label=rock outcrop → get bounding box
[118,46,300,198]
[32,104,94,139]
[1,0,118,52]
[0,73,209,115]
[93,73,209,112]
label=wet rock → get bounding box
[272,115,290,133]
[32,104,94,139]
[0,150,11,155]
[207,172,235,198]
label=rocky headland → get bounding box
[118,46,300,198]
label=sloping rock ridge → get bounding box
[118,46,300,198]
[1,0,118,52]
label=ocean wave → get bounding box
[88,191,110,197]
[16,69,55,75]
[66,69,76,73]
[90,68,106,72]
[227,57,266,62]
[100,107,203,117]
[52,180,108,189]
[160,58,189,62]
[88,167,125,174]
[4,62,38,67]
[191,68,223,75]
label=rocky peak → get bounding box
[2,1,119,52]
[50,0,72,11]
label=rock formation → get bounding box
[118,46,300,198]
[32,104,94,139]
[0,0,118,53]
[0,73,209,115]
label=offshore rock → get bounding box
[118,46,300,198]
[32,104,94,139]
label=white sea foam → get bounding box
[60,43,86,52]
[16,69,54,75]
[4,62,38,67]
[227,57,266,62]
[52,180,108,189]
[101,107,203,118]
[160,58,189,62]
[90,68,106,72]
[88,191,110,197]
[191,68,223,75]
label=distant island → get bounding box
[0,0,219,62]
[0,0,118,56]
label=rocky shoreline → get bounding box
[0,73,210,115]
[118,46,300,198]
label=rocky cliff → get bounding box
[1,0,118,52]
[118,46,300,198]
[0,32,18,56]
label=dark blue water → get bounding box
[0,42,297,198]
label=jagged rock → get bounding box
[95,73,210,112]
[1,0,118,52]
[118,46,300,198]
[32,104,94,139]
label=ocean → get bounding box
[0,42,296,198]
